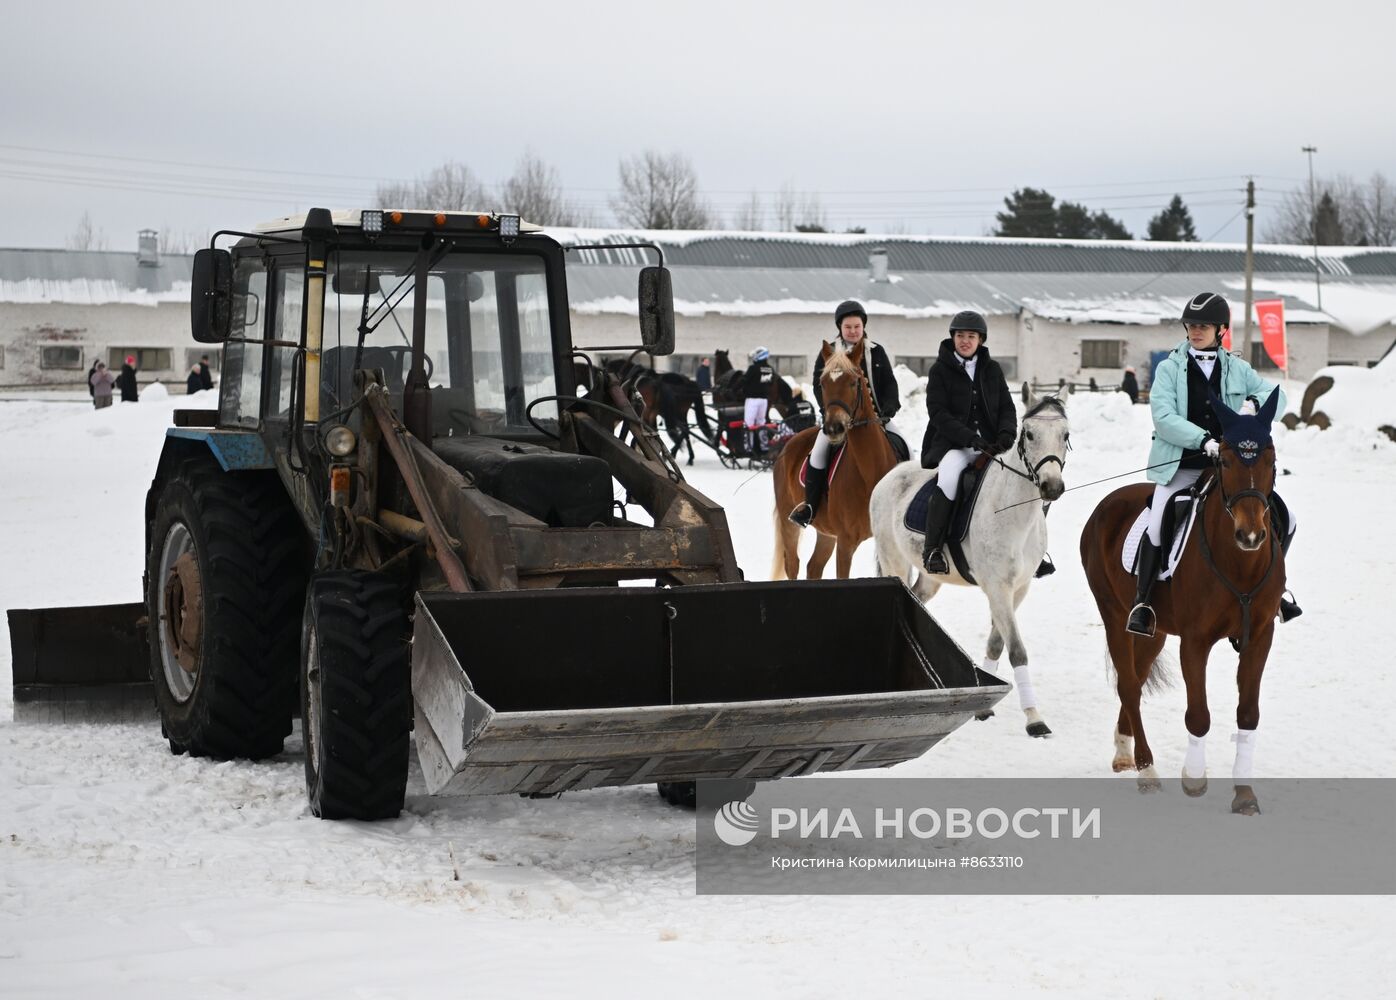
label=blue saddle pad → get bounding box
[903,464,987,540]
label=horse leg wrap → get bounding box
[1232,730,1257,783]
[1183,733,1207,780]
[1012,665,1037,712]
[982,657,1002,679]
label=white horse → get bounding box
[870,393,1069,737]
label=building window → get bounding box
[1248,342,1281,371]
[996,355,1018,379]
[110,348,173,371]
[897,355,935,377]
[1080,340,1123,369]
[0,345,5,369]
[41,345,83,369]
[185,348,221,371]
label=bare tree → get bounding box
[611,151,711,229]
[375,161,490,211]
[66,210,107,251]
[772,181,827,231]
[1263,171,1395,246]
[500,150,580,225]
[731,191,765,230]
[158,227,209,255]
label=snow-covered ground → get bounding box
[3,386,1394,998]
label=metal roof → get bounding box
[0,247,193,292]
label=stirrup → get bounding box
[1125,603,1156,637]
[788,503,814,528]
[1279,591,1303,623]
[923,547,949,575]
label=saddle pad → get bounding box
[1121,495,1200,581]
[798,444,846,487]
[902,463,987,540]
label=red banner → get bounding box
[1254,299,1287,370]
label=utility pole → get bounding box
[1241,178,1256,359]
[1302,145,1322,310]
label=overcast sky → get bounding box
[2,0,1393,250]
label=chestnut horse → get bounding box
[1080,389,1285,814]
[712,348,796,419]
[771,342,899,579]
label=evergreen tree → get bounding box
[1146,195,1198,241]
[994,188,1058,237]
[1056,200,1094,238]
[1090,210,1132,240]
[1314,192,1343,244]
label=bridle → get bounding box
[996,397,1070,487]
[822,362,877,434]
[1193,446,1279,653]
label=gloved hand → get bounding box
[1202,436,1221,459]
[995,430,1016,454]
[1239,397,1258,416]
[971,435,995,454]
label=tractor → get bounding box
[9,207,1007,820]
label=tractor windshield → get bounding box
[322,250,559,437]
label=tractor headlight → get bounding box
[498,214,521,239]
[360,210,384,234]
[324,424,357,457]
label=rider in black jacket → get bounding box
[789,300,905,527]
[918,311,1016,574]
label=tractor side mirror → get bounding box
[638,266,675,356]
[191,248,233,343]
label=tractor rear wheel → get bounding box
[147,454,307,758]
[301,571,412,820]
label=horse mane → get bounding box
[1024,396,1067,421]
[823,348,859,379]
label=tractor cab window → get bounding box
[323,251,558,437]
[218,259,267,428]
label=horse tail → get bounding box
[691,391,713,441]
[770,505,789,580]
[1102,642,1175,694]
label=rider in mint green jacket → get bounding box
[1128,292,1299,636]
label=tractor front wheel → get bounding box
[301,571,412,820]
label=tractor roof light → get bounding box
[360,210,383,234]
[499,214,521,239]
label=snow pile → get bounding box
[1304,354,1396,435]
[892,362,926,402]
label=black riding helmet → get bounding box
[949,309,988,341]
[834,299,868,328]
[1181,292,1230,329]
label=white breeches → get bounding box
[935,447,976,501]
[743,398,767,429]
[809,417,905,470]
[1146,467,1204,546]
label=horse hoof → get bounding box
[1137,769,1162,793]
[974,710,995,722]
[1111,757,1135,773]
[1181,771,1208,797]
[1026,721,1052,738]
[1231,788,1261,815]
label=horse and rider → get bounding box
[1081,290,1301,813]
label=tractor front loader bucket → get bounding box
[8,603,150,722]
[411,578,1008,797]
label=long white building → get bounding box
[3,227,1394,393]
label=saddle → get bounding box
[798,428,909,487]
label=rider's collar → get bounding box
[1188,347,1217,361]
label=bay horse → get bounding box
[602,358,713,466]
[1080,389,1285,814]
[771,342,898,579]
[870,393,1069,738]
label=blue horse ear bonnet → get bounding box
[1207,387,1279,466]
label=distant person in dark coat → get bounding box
[918,310,1017,574]
[1120,366,1140,404]
[198,354,214,391]
[87,359,99,399]
[186,365,204,395]
[115,356,139,402]
[89,361,115,409]
[695,357,712,391]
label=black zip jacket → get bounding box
[920,339,1016,468]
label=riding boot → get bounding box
[1126,538,1162,637]
[921,489,954,575]
[1277,527,1302,622]
[789,463,827,528]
